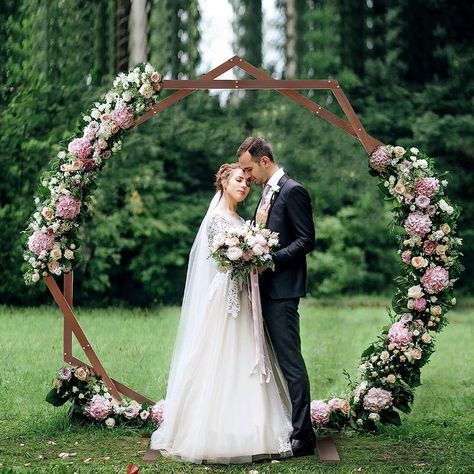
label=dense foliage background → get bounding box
[1,0,472,306]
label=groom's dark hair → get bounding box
[236,136,274,163]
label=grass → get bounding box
[0,299,473,473]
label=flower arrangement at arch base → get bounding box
[46,366,165,429]
[309,144,463,433]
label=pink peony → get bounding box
[388,321,413,346]
[28,229,55,256]
[362,387,393,412]
[84,395,113,420]
[415,195,430,208]
[68,137,92,160]
[111,105,134,129]
[369,146,391,172]
[310,400,331,426]
[423,240,437,255]
[58,367,72,381]
[123,401,141,420]
[401,250,412,264]
[413,297,427,312]
[404,212,432,237]
[421,266,450,294]
[413,177,439,198]
[56,195,81,220]
[151,400,165,425]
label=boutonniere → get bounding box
[270,184,280,194]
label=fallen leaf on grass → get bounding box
[58,452,77,459]
[47,440,56,446]
[24,463,31,467]
[20,443,25,447]
[84,458,93,464]
[102,456,111,461]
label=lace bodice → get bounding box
[207,211,245,318]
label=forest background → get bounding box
[1,0,472,306]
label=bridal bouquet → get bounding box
[210,222,279,282]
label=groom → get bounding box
[237,136,316,457]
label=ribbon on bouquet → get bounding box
[249,270,272,384]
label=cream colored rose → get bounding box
[41,207,54,220]
[421,333,432,344]
[380,351,390,361]
[386,374,396,383]
[411,256,427,268]
[75,367,89,381]
[388,343,396,351]
[48,261,59,272]
[32,273,40,283]
[430,305,442,316]
[64,249,74,260]
[408,285,423,299]
[440,223,451,234]
[394,146,406,157]
[50,248,62,261]
[411,348,422,360]
[436,244,448,255]
[98,138,108,149]
[394,181,406,194]
[340,400,351,414]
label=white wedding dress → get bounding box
[150,197,293,464]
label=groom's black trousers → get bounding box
[261,296,313,441]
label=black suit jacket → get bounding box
[255,174,316,299]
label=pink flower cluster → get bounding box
[388,321,413,346]
[151,400,165,425]
[28,230,55,255]
[413,177,439,198]
[124,401,141,420]
[362,387,393,412]
[404,212,432,237]
[56,195,81,219]
[68,137,92,160]
[310,400,331,426]
[421,266,450,294]
[111,105,134,129]
[85,395,113,420]
[369,146,391,172]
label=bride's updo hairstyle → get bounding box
[215,163,241,193]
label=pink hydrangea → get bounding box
[310,400,331,426]
[415,195,430,208]
[28,229,55,256]
[414,177,440,198]
[362,387,393,412]
[111,105,134,129]
[150,400,165,425]
[369,146,391,172]
[84,395,113,420]
[421,266,450,294]
[68,137,92,160]
[388,321,413,346]
[413,297,427,312]
[404,212,432,237]
[56,195,81,219]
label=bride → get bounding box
[150,163,293,464]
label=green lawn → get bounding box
[0,299,473,473]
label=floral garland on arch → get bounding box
[46,365,165,428]
[309,144,463,432]
[21,64,163,284]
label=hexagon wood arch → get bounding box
[44,55,384,405]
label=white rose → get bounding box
[122,91,132,102]
[408,285,423,299]
[368,413,380,421]
[410,147,419,155]
[226,247,243,261]
[127,72,138,83]
[245,236,256,247]
[268,238,278,247]
[212,234,225,248]
[91,109,100,120]
[139,83,154,99]
[105,417,115,428]
[417,159,428,169]
[145,63,154,74]
[57,151,66,159]
[50,248,62,261]
[252,244,264,256]
[78,393,84,399]
[254,235,267,246]
[32,273,40,282]
[64,249,74,260]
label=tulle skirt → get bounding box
[150,275,293,464]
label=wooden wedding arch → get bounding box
[44,55,384,406]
